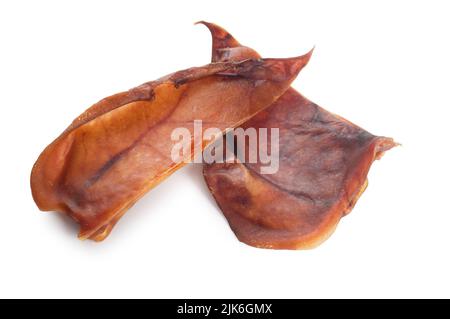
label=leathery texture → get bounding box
[31,55,311,241]
[200,22,397,249]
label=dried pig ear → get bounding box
[201,22,397,249]
[31,56,311,241]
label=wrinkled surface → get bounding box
[201,22,397,249]
[31,56,311,241]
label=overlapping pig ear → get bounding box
[31,49,309,241]
[196,21,261,62]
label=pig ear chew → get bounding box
[31,55,307,241]
[200,23,396,250]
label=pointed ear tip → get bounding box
[194,20,228,34]
[292,46,315,68]
[194,21,219,33]
[303,46,315,61]
[194,20,216,29]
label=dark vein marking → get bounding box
[84,133,143,188]
[84,96,182,188]
[242,162,316,204]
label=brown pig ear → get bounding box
[31,55,307,241]
[201,24,396,250]
[196,21,261,62]
[203,90,398,250]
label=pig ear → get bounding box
[196,21,261,62]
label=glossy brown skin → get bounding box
[200,22,397,249]
[31,56,311,241]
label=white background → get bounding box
[0,0,449,298]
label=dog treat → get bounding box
[31,57,311,241]
[200,22,397,249]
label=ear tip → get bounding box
[195,21,240,45]
[292,47,315,70]
[303,46,315,62]
[194,20,207,26]
[194,20,215,30]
